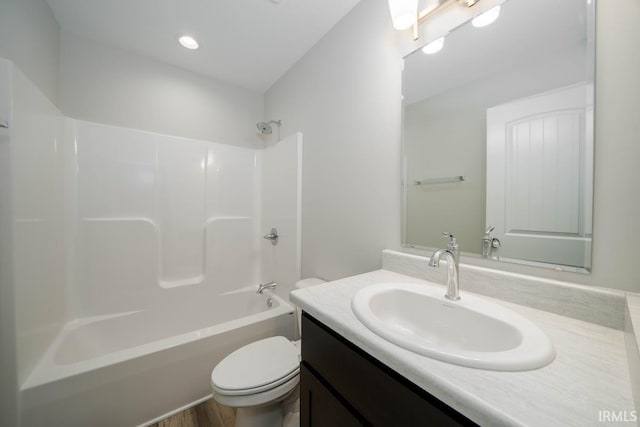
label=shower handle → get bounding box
[263,228,279,245]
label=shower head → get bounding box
[257,122,272,135]
[257,120,282,135]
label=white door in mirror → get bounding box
[351,282,555,371]
[486,84,592,268]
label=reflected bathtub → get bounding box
[21,289,295,427]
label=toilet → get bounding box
[211,278,326,427]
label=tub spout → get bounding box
[257,281,276,294]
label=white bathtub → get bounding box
[20,289,295,427]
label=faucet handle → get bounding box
[442,232,458,250]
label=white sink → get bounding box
[351,282,555,371]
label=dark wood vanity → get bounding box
[300,312,477,426]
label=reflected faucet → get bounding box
[481,226,495,258]
[429,233,460,301]
[257,281,276,294]
[481,226,501,259]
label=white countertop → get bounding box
[290,269,636,427]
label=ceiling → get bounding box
[404,0,589,104]
[46,0,362,93]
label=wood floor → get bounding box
[149,399,235,427]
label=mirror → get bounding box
[402,0,594,272]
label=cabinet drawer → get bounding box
[301,312,476,427]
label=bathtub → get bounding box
[20,288,295,427]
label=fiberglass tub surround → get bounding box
[71,120,260,313]
[6,70,303,426]
[63,118,301,317]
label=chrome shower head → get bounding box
[257,122,272,135]
[257,120,281,135]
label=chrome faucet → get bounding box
[429,233,461,301]
[257,281,276,294]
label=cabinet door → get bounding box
[300,363,364,427]
[302,313,477,427]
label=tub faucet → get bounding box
[429,233,460,301]
[257,281,276,294]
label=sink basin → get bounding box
[351,282,555,371]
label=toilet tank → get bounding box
[293,278,326,337]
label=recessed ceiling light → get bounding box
[472,6,501,28]
[422,37,445,54]
[178,35,199,50]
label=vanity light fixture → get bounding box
[390,0,503,42]
[471,5,500,27]
[393,0,480,41]
[422,37,445,54]
[178,35,199,50]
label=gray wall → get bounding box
[404,46,586,254]
[0,0,60,104]
[59,33,264,148]
[405,104,486,254]
[265,0,403,281]
[266,0,640,292]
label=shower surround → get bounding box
[68,119,268,314]
[0,59,302,426]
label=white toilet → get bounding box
[211,278,326,427]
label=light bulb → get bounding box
[178,35,199,50]
[388,0,418,30]
[422,37,445,54]
[472,6,501,28]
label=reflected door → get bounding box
[486,84,592,268]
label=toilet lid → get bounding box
[211,336,299,393]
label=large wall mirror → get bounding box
[402,0,595,272]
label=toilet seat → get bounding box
[211,336,300,396]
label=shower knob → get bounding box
[263,228,279,246]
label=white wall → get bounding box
[266,0,640,292]
[264,0,402,281]
[0,0,60,105]
[59,32,264,149]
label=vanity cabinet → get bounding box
[300,312,477,427]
